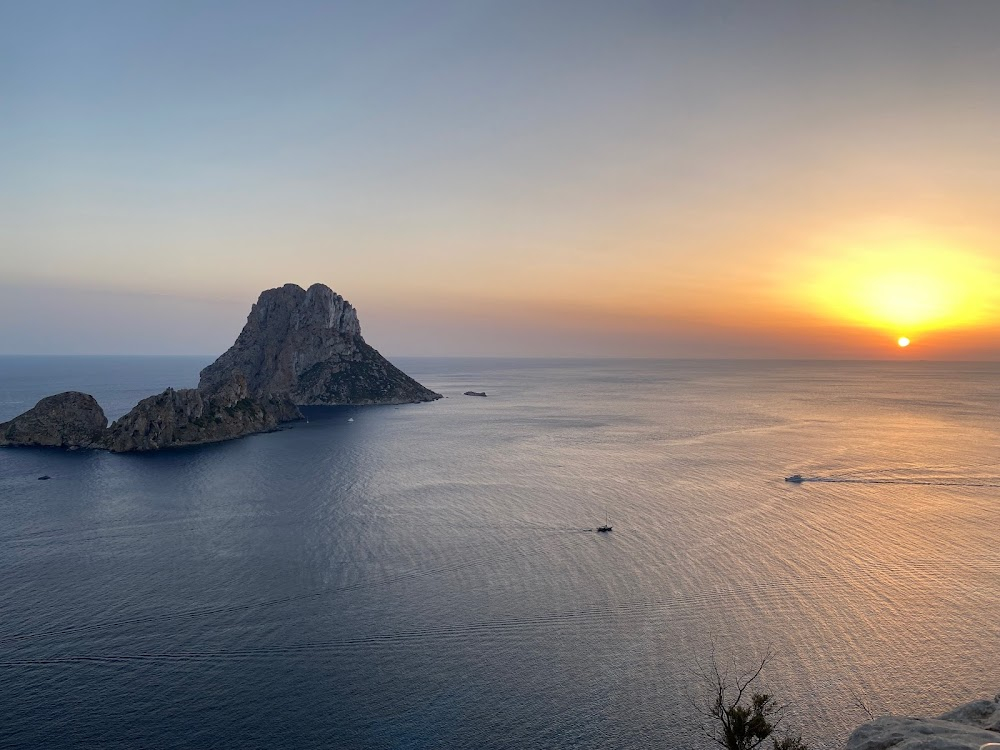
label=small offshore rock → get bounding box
[37,475,51,480]
[0,392,108,449]
[463,391,487,397]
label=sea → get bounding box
[0,356,997,750]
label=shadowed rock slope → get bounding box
[1,283,438,452]
[199,283,441,405]
[106,375,301,452]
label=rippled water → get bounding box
[0,357,997,749]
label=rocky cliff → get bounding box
[199,283,441,405]
[0,282,437,452]
[0,392,108,448]
[106,375,301,452]
[846,696,1000,750]
[0,284,441,451]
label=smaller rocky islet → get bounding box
[0,283,441,452]
[0,391,108,449]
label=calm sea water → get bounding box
[0,357,997,749]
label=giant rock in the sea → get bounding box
[200,283,440,405]
[0,283,440,452]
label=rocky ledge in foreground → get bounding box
[0,283,440,452]
[847,695,1000,750]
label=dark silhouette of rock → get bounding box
[0,392,107,448]
[37,475,51,480]
[199,283,441,405]
[463,391,487,397]
[106,375,301,452]
[0,283,437,452]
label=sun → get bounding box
[797,226,998,337]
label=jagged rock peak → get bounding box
[199,282,441,406]
[255,283,361,339]
[0,392,107,449]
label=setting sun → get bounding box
[796,226,1000,342]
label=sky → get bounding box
[3,0,1000,358]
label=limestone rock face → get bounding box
[0,392,107,448]
[198,283,440,405]
[106,376,301,453]
[847,696,1000,750]
[938,698,1000,732]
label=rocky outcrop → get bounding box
[0,392,107,448]
[1,282,437,452]
[106,375,301,452]
[846,696,1000,750]
[938,698,1000,732]
[199,283,440,405]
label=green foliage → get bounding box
[715,691,779,750]
[772,735,809,750]
[695,647,810,750]
[224,399,257,418]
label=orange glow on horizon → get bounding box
[793,226,1000,343]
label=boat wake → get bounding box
[785,474,1000,488]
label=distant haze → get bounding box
[3,1,1000,358]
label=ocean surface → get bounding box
[0,356,997,749]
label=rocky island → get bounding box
[0,283,440,452]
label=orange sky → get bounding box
[3,3,1000,357]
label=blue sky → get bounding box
[3,1,1000,357]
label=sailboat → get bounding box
[596,512,613,533]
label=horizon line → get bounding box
[2,353,1000,364]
